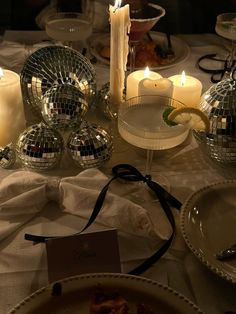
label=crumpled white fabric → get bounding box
[0,40,58,73]
[0,168,167,242]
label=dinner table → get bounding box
[0,29,236,314]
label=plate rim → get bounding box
[180,180,236,284]
[7,272,203,314]
[89,31,190,70]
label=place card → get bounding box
[46,229,121,283]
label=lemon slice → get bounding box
[168,107,210,132]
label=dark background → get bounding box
[0,0,235,34]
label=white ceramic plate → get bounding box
[89,31,190,70]
[180,181,236,283]
[7,273,202,313]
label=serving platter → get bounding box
[89,31,190,70]
[7,273,202,313]
[180,180,236,283]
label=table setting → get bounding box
[0,1,236,313]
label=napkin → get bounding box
[0,39,57,73]
[0,41,28,73]
[0,169,170,242]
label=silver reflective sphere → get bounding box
[16,122,64,170]
[97,82,126,119]
[20,46,96,117]
[41,84,88,130]
[98,82,115,119]
[67,122,113,168]
[0,144,16,169]
[194,77,236,164]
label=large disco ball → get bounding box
[67,122,113,168]
[20,45,96,118]
[16,122,64,170]
[194,75,236,164]
[41,84,88,130]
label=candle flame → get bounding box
[181,71,186,86]
[144,66,150,78]
[0,68,3,79]
[114,0,122,9]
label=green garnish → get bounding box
[163,106,178,126]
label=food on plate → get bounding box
[134,40,175,67]
[137,303,154,314]
[89,289,154,314]
[89,289,129,314]
[98,37,176,68]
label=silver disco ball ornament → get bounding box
[41,84,88,130]
[194,74,236,164]
[0,144,16,169]
[16,122,64,170]
[20,46,96,118]
[67,121,113,168]
[97,82,126,119]
[98,82,115,119]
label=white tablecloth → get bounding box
[0,30,236,314]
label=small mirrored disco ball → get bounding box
[67,122,113,168]
[16,122,64,170]
[97,82,126,119]
[98,82,114,119]
[20,46,96,117]
[0,144,16,169]
[41,84,88,130]
[194,76,236,164]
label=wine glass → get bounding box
[45,2,94,51]
[129,3,165,72]
[215,13,236,77]
[118,95,189,187]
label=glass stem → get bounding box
[230,40,236,72]
[145,149,154,180]
[129,43,137,73]
[226,40,236,77]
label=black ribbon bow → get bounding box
[25,164,182,275]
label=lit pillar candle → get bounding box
[109,0,131,108]
[0,68,26,147]
[126,67,162,99]
[138,77,173,98]
[168,71,202,107]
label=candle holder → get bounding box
[20,46,96,119]
[97,82,126,120]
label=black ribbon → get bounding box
[197,53,236,83]
[25,164,182,275]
